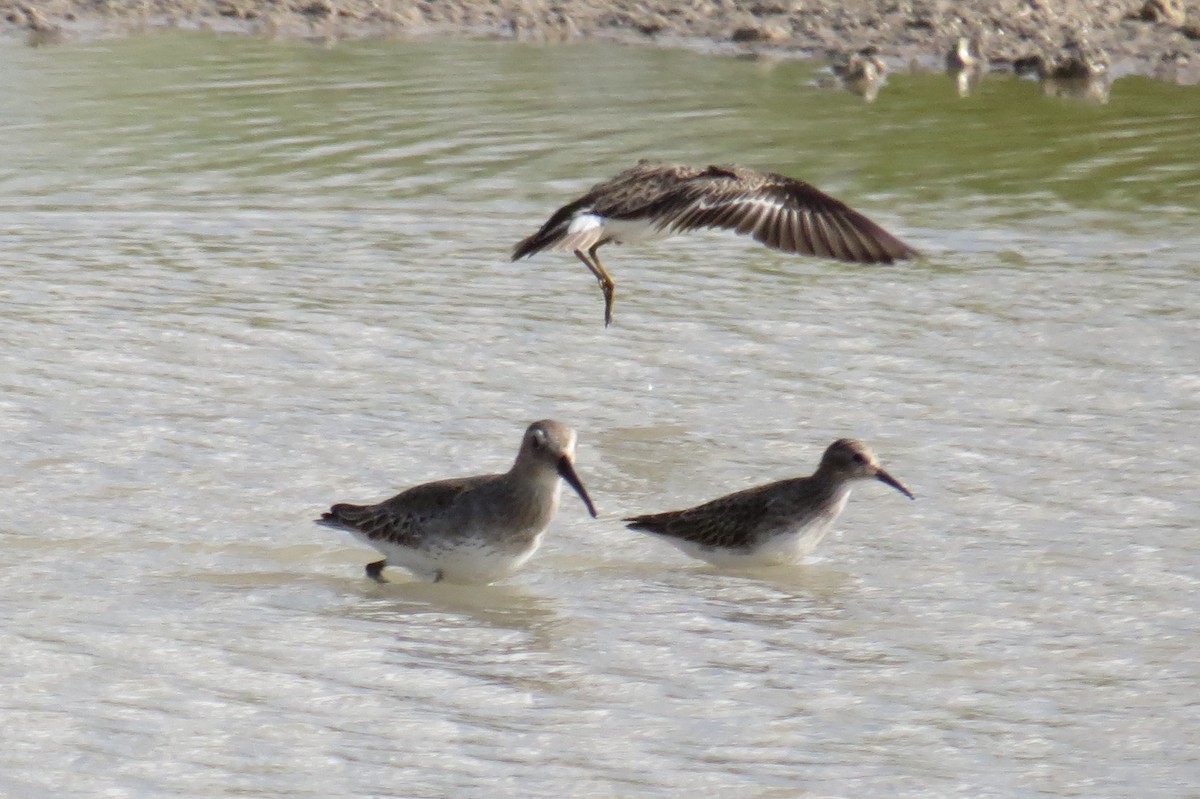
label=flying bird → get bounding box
[512,161,918,326]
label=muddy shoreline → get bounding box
[5,0,1200,85]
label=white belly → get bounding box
[664,521,835,568]
[350,529,543,584]
[570,213,672,245]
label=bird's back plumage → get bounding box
[319,476,486,549]
[624,476,841,553]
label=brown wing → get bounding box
[646,165,918,264]
[584,162,705,217]
[624,479,796,551]
[321,476,485,547]
[512,162,701,259]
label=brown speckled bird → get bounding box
[317,420,597,584]
[624,438,913,568]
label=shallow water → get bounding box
[2,33,1199,798]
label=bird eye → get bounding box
[852,453,867,464]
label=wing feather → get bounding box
[321,477,480,548]
[812,212,843,260]
[643,169,917,264]
[624,480,793,551]
[514,162,918,265]
[829,212,870,261]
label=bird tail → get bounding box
[314,503,369,530]
[623,513,669,534]
[512,197,596,260]
[512,222,565,260]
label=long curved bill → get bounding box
[557,456,599,517]
[876,468,915,500]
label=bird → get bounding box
[624,438,913,569]
[945,36,981,72]
[831,48,889,101]
[316,420,598,584]
[1037,43,1111,105]
[945,36,984,97]
[512,161,919,326]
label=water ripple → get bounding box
[2,33,1199,799]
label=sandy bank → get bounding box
[4,0,1200,85]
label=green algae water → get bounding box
[2,32,1199,798]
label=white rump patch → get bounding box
[567,213,604,235]
[552,213,671,252]
[550,213,606,253]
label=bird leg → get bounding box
[575,246,616,327]
[365,559,388,583]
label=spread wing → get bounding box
[648,165,918,264]
[511,161,917,265]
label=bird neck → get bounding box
[807,469,854,505]
[506,459,562,499]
